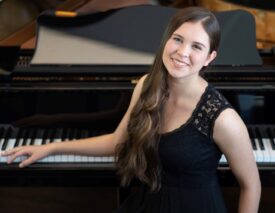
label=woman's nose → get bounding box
[176,44,190,57]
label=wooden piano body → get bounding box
[1,5,275,213]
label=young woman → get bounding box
[1,7,261,213]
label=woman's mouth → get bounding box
[171,58,189,68]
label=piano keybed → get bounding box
[1,124,275,166]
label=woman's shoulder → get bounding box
[213,106,248,147]
[130,74,148,104]
[210,86,246,139]
[135,74,148,88]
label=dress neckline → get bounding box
[160,83,211,136]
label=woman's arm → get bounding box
[213,108,261,213]
[1,75,147,168]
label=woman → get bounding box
[1,7,261,213]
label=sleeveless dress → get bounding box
[115,84,232,213]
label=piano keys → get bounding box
[0,126,115,164]
[1,125,275,165]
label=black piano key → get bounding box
[29,129,37,146]
[49,128,56,142]
[88,130,99,137]
[80,129,89,139]
[46,129,53,143]
[0,127,7,150]
[67,128,73,141]
[41,129,49,145]
[61,128,68,141]
[0,127,4,151]
[35,129,45,145]
[14,128,23,147]
[75,129,81,139]
[70,128,78,140]
[267,127,275,150]
[1,127,12,151]
[0,127,4,140]
[247,127,257,150]
[21,129,30,146]
[54,128,63,141]
[255,127,265,150]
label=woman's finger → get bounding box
[19,156,36,168]
[7,149,31,164]
[1,147,22,156]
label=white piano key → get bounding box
[102,156,110,163]
[259,138,270,162]
[219,154,227,164]
[34,138,42,146]
[39,157,48,163]
[53,139,62,162]
[254,139,264,162]
[17,137,24,147]
[0,139,16,163]
[47,153,55,162]
[106,156,115,162]
[250,139,258,161]
[41,138,52,162]
[15,155,28,164]
[263,138,275,163]
[25,138,32,146]
[94,156,102,162]
[110,156,115,162]
[0,137,4,150]
[75,155,83,162]
[81,155,89,162]
[88,156,95,162]
[45,155,52,163]
[67,155,75,162]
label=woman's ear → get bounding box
[204,51,217,66]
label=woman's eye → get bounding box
[193,44,202,50]
[173,37,182,43]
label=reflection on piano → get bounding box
[1,5,275,213]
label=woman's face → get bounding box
[162,21,216,80]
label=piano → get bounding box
[1,5,275,213]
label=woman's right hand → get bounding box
[0,145,53,168]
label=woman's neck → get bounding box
[167,76,207,101]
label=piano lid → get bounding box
[30,5,262,67]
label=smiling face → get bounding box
[162,21,217,80]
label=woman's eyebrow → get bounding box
[172,33,182,38]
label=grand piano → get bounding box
[1,5,275,213]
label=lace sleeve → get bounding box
[192,87,233,138]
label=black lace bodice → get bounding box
[158,84,232,184]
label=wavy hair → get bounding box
[116,7,221,191]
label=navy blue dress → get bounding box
[115,84,232,213]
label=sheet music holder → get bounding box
[31,5,262,67]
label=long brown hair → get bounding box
[116,7,221,191]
